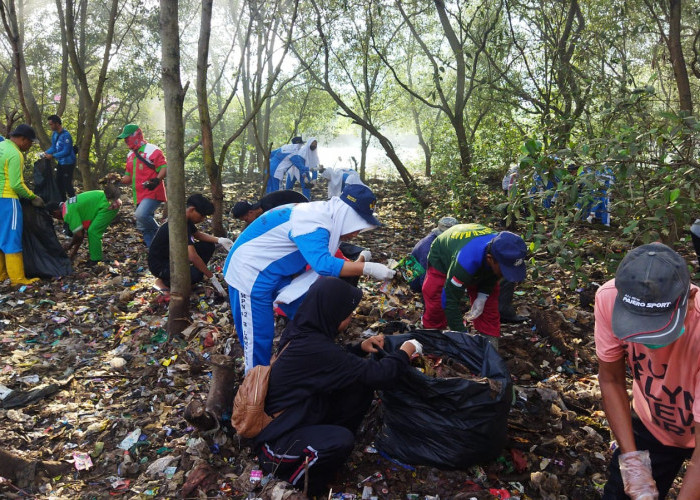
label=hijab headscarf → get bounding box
[295,137,320,170]
[279,276,363,347]
[278,137,320,183]
[290,196,374,256]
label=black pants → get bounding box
[56,163,76,200]
[603,416,693,499]
[258,385,373,496]
[152,241,216,287]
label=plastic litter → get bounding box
[118,428,142,450]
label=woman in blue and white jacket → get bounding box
[223,184,395,372]
[276,137,319,199]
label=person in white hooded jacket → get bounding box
[223,184,394,372]
[275,137,320,199]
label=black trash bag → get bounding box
[375,330,512,469]
[20,200,72,278]
[339,241,365,261]
[32,158,63,204]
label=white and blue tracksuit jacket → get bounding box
[223,204,347,371]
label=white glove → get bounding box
[359,250,372,262]
[210,275,227,296]
[404,339,423,356]
[466,292,489,321]
[217,238,233,251]
[619,451,659,500]
[363,262,395,281]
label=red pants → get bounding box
[421,266,501,337]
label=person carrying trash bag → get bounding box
[374,330,512,469]
[594,243,700,499]
[254,276,422,497]
[421,223,528,347]
[0,124,45,285]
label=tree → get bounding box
[644,0,693,116]
[188,0,299,232]
[0,0,51,146]
[293,0,428,204]
[160,0,190,337]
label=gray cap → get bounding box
[612,243,689,345]
[436,216,458,234]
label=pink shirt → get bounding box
[595,279,700,448]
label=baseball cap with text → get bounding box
[612,243,690,346]
[339,184,380,226]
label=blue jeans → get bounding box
[134,197,162,247]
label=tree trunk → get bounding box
[59,0,121,190]
[360,127,368,181]
[196,0,225,236]
[0,0,50,147]
[160,0,190,337]
[667,0,693,115]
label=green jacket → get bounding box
[63,190,119,261]
[427,223,499,330]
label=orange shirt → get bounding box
[595,279,700,448]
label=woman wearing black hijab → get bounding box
[256,276,421,496]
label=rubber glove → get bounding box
[31,196,45,208]
[404,339,423,355]
[619,450,658,500]
[143,178,160,190]
[363,262,395,281]
[359,250,372,262]
[466,292,489,321]
[217,237,234,251]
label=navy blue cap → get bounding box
[339,184,381,226]
[291,136,304,144]
[490,231,527,282]
[10,124,38,143]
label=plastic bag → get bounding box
[32,158,62,205]
[375,330,512,469]
[21,200,73,278]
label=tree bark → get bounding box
[58,0,121,189]
[666,0,693,115]
[196,0,225,236]
[0,0,50,147]
[160,0,190,337]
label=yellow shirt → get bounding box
[0,140,35,199]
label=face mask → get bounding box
[643,326,685,349]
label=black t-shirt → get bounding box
[259,190,308,212]
[147,220,197,274]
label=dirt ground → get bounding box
[0,177,691,499]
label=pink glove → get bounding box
[619,450,658,500]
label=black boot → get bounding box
[499,279,527,323]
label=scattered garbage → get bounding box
[0,181,618,498]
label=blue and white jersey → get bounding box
[223,205,345,296]
[275,137,319,184]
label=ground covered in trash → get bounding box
[0,178,691,499]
